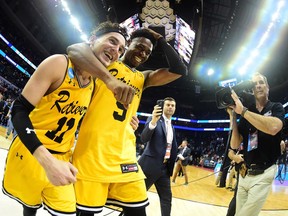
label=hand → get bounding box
[178,154,185,160]
[43,158,78,186]
[226,107,234,117]
[145,28,163,40]
[230,90,244,115]
[150,104,162,125]
[107,79,135,109]
[130,115,139,131]
[233,154,244,164]
[34,146,78,186]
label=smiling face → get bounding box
[89,32,126,67]
[122,37,153,68]
[252,74,269,100]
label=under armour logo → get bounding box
[16,152,23,160]
[26,128,36,134]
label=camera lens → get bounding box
[222,92,234,106]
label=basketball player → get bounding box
[68,28,187,216]
[2,21,130,216]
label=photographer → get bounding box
[227,72,285,216]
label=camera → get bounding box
[156,99,164,113]
[215,80,255,109]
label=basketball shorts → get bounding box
[75,178,149,213]
[2,137,76,215]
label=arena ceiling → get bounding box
[0,0,287,118]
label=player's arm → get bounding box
[67,43,134,106]
[12,55,77,186]
[143,31,187,88]
[12,55,65,153]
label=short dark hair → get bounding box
[163,97,176,103]
[130,29,157,47]
[91,21,128,41]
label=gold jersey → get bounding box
[29,57,94,152]
[73,61,145,182]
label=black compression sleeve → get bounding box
[157,37,188,76]
[11,94,42,154]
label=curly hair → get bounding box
[130,29,157,47]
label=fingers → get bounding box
[49,162,78,186]
[59,164,78,186]
[230,90,244,115]
[127,88,135,104]
[69,163,78,178]
[114,91,123,103]
[123,103,129,110]
[130,115,139,130]
[113,83,135,106]
[231,91,238,101]
[131,115,139,124]
[59,164,77,186]
[153,105,162,117]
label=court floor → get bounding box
[0,134,287,215]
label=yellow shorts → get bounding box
[3,137,76,215]
[75,178,149,213]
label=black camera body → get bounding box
[215,80,255,109]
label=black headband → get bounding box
[95,28,127,41]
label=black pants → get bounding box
[23,205,37,216]
[145,164,171,216]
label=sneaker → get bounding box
[184,182,188,186]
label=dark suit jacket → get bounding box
[176,147,191,166]
[138,116,177,176]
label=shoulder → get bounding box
[267,101,284,114]
[37,54,67,75]
[142,69,154,80]
[43,54,68,66]
[271,101,284,109]
[37,54,68,82]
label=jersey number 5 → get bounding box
[113,101,127,122]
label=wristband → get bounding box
[241,107,248,117]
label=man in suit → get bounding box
[171,139,191,185]
[138,97,177,216]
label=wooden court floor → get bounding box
[1,126,288,215]
[148,165,288,210]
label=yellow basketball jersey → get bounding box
[28,57,94,152]
[73,61,145,182]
